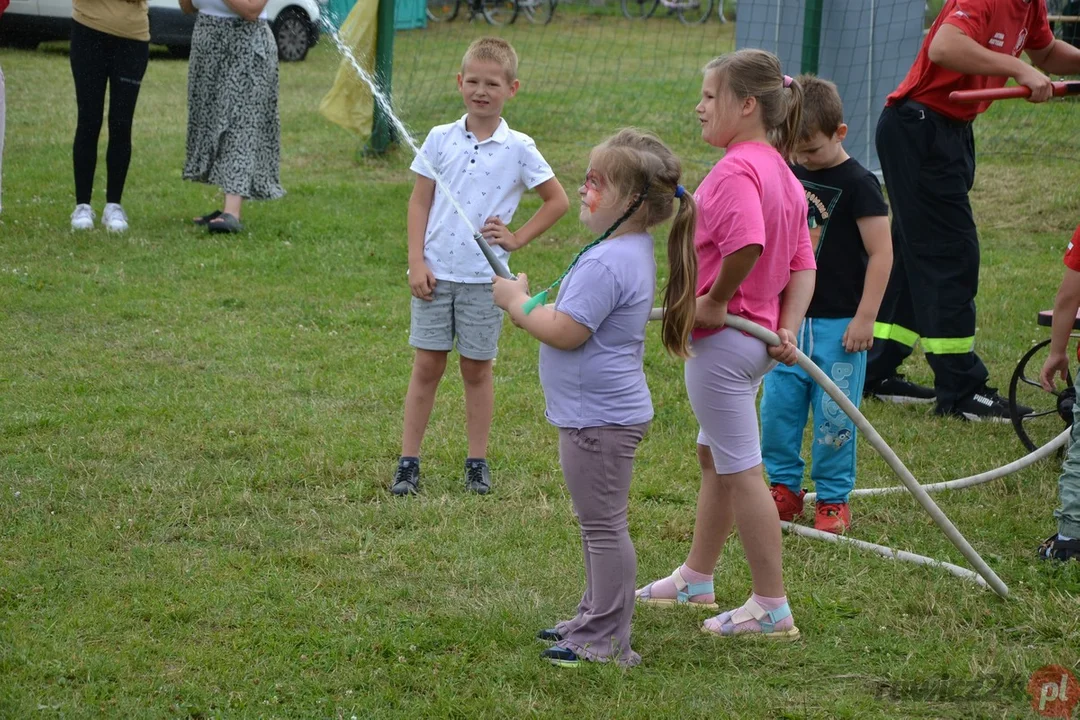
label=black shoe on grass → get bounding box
[864,374,936,404]
[465,458,491,495]
[391,457,420,496]
[939,386,1030,423]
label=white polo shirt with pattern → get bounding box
[410,114,555,284]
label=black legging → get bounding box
[70,20,149,205]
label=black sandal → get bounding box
[208,212,244,234]
[193,210,222,226]
[1038,533,1080,562]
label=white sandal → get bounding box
[702,597,800,641]
[635,567,719,610]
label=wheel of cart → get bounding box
[1008,310,1080,452]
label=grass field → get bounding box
[2,15,1080,719]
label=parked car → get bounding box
[0,0,326,61]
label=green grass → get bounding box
[2,18,1080,719]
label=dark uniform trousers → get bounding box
[867,100,989,412]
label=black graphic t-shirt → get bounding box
[791,158,889,319]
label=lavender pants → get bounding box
[554,422,649,667]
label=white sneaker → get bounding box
[71,203,95,231]
[102,203,129,233]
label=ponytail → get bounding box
[775,75,804,159]
[661,193,697,358]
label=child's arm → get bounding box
[491,274,592,350]
[696,244,763,329]
[481,178,569,251]
[772,269,816,365]
[844,215,892,352]
[407,176,437,301]
[179,0,196,13]
[1040,267,1080,391]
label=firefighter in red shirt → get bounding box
[865,0,1080,421]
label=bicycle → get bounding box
[517,0,556,24]
[621,0,713,25]
[427,0,519,26]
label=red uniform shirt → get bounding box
[1064,225,1080,273]
[1062,226,1080,363]
[887,0,1054,122]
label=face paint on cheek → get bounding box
[583,169,604,213]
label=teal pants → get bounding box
[1057,380,1080,538]
[761,317,866,505]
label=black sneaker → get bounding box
[390,457,420,496]
[1037,533,1080,562]
[942,386,1031,423]
[540,645,581,668]
[864,374,936,404]
[536,628,563,642]
[464,458,491,495]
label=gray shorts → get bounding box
[409,280,503,360]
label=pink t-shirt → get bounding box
[693,141,815,339]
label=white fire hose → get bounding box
[645,307,1060,598]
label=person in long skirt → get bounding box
[179,0,285,234]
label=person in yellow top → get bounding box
[69,0,150,233]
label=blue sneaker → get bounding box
[536,628,563,642]
[541,646,581,668]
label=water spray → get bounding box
[321,21,508,277]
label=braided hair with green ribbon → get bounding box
[521,183,652,315]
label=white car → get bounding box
[0,0,327,62]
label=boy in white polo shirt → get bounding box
[392,37,570,496]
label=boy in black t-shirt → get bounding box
[761,75,893,534]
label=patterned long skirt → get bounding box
[183,14,285,200]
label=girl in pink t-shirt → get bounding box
[636,49,816,640]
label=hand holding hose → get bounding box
[694,295,727,330]
[768,327,799,366]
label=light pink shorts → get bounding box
[685,329,775,475]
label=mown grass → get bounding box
[1,15,1079,719]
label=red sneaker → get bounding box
[770,485,805,522]
[814,502,851,534]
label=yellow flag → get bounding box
[318,0,380,137]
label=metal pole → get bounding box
[363,0,397,156]
[800,0,823,75]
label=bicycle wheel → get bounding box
[621,0,659,19]
[717,0,727,22]
[677,0,711,24]
[482,0,519,25]
[521,0,555,24]
[427,0,459,21]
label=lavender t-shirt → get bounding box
[539,232,656,429]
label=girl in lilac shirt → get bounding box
[493,129,697,667]
[636,49,816,640]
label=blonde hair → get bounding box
[704,49,804,158]
[462,37,518,83]
[589,129,698,358]
[795,73,844,141]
